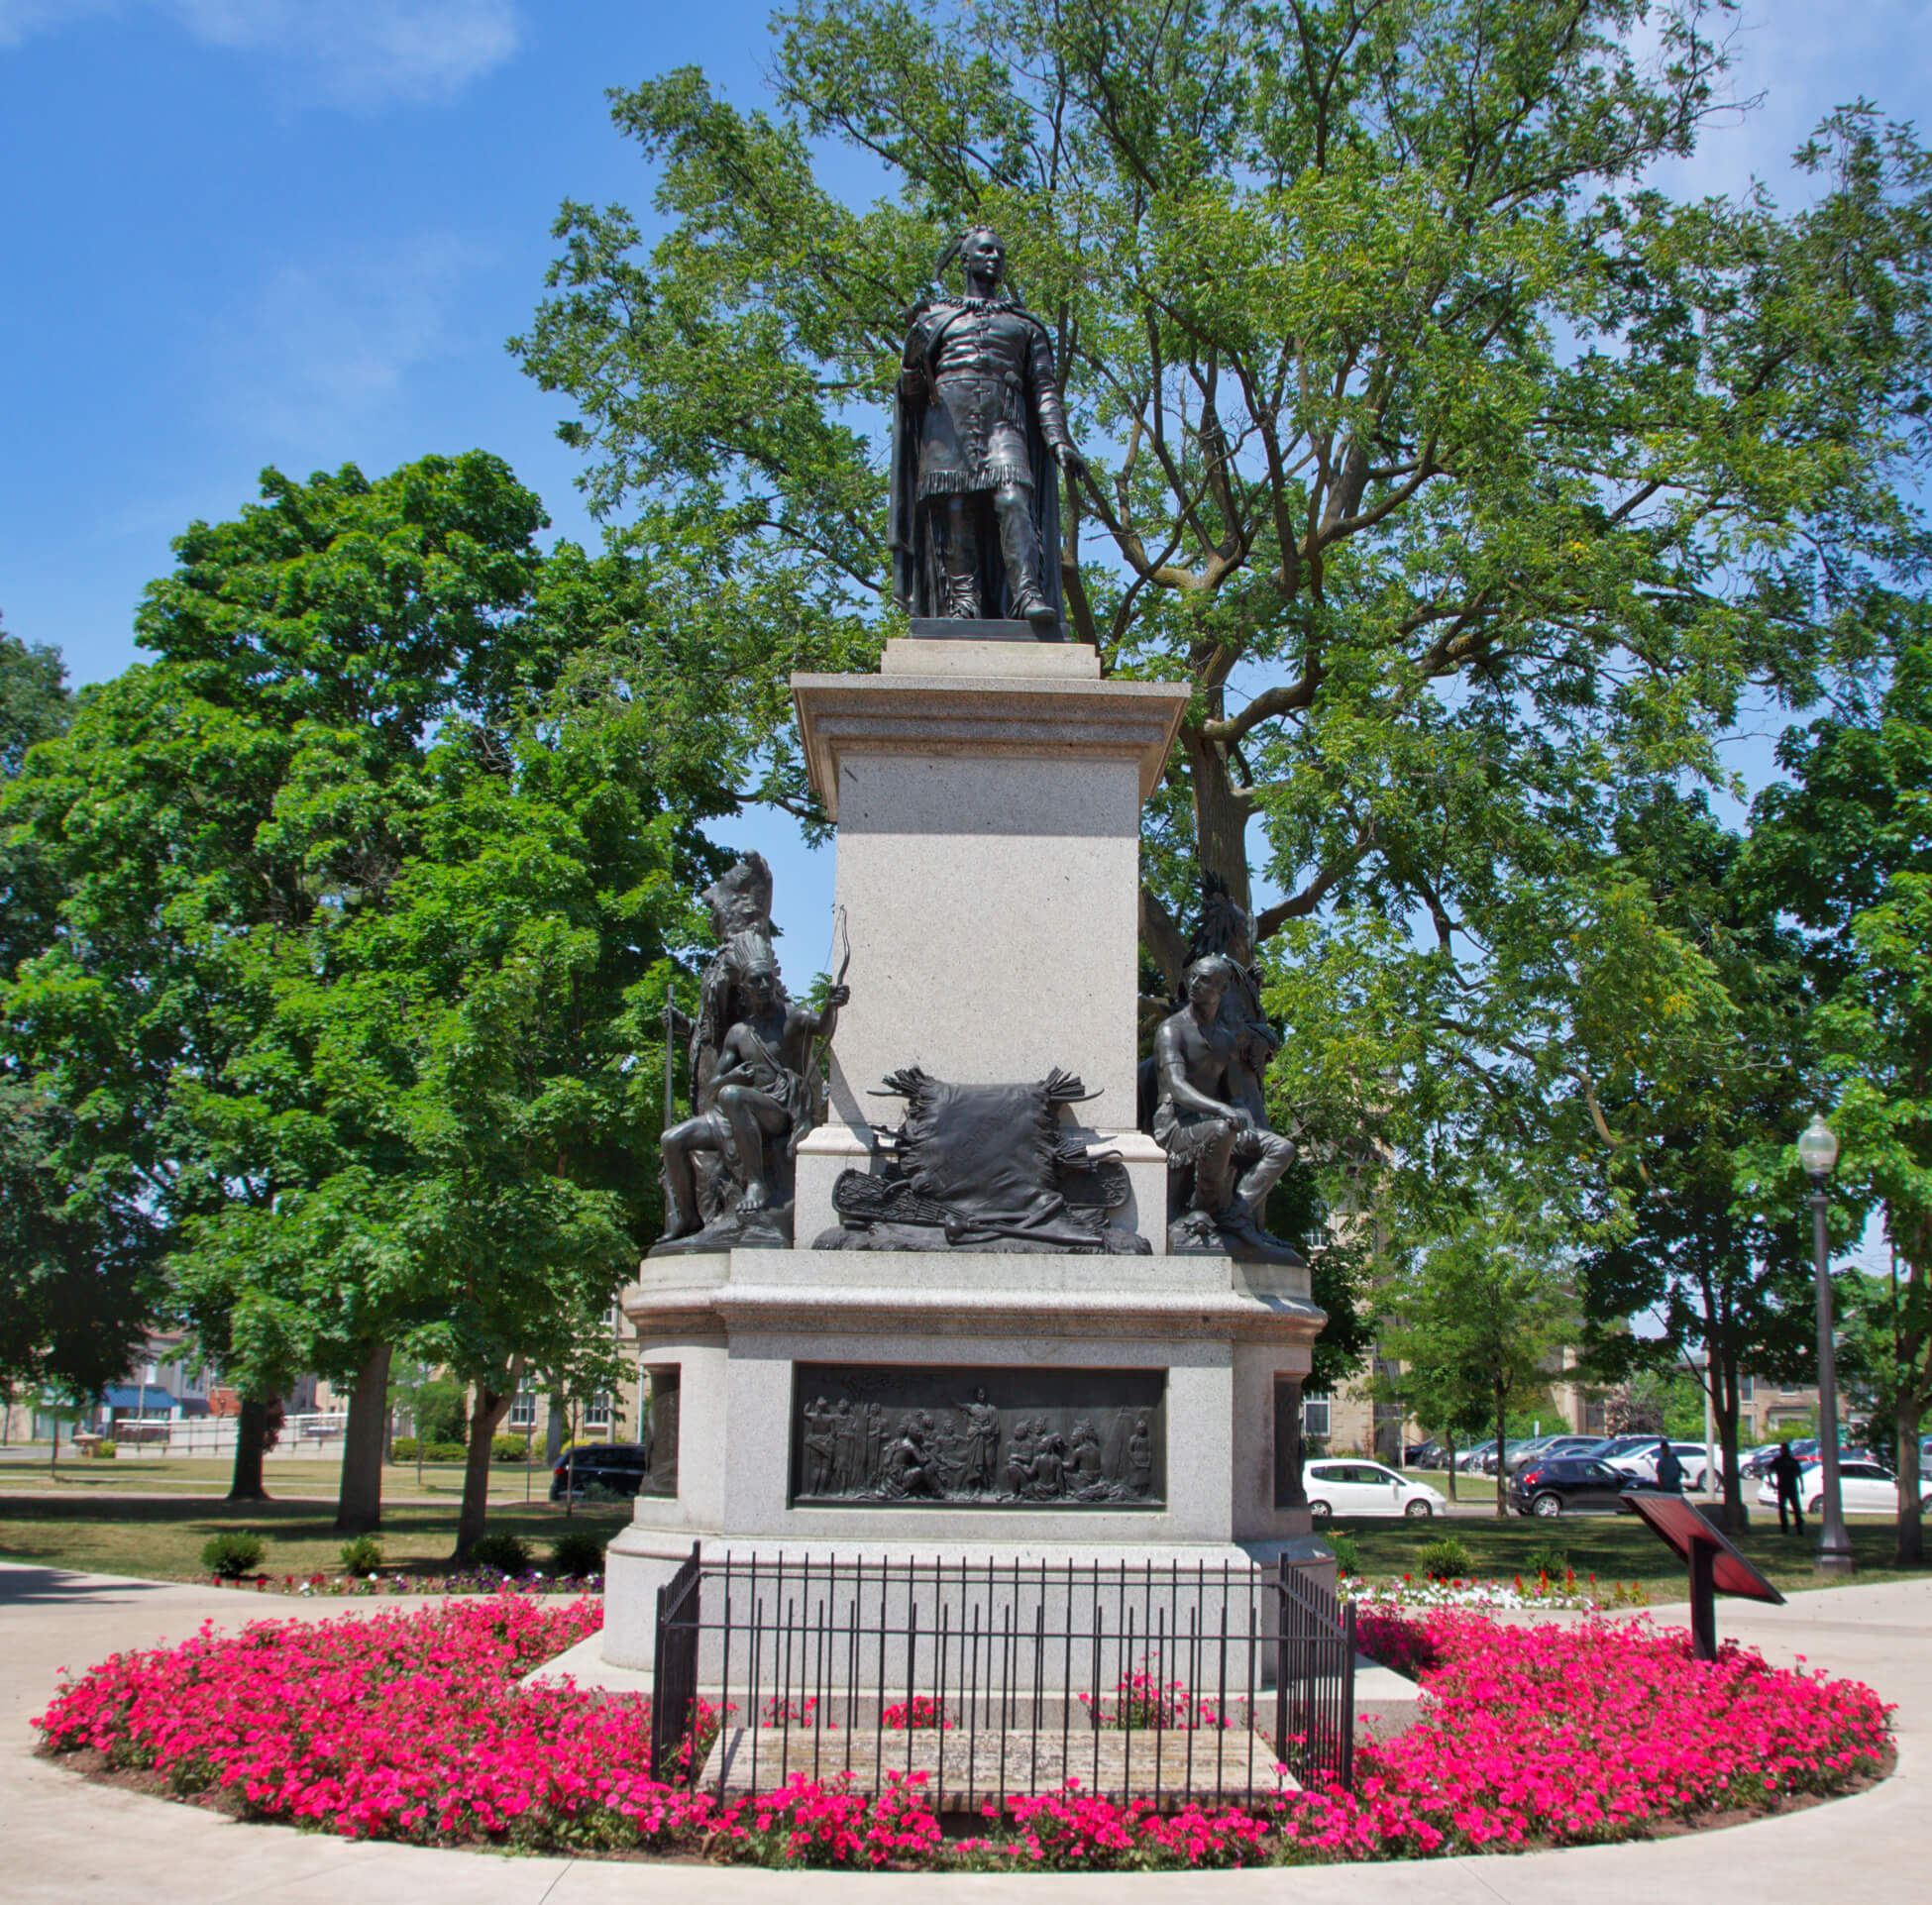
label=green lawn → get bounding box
[0,1490,632,1583]
[0,1455,563,1501]
[5,1471,1923,1600]
[1332,1509,1931,1599]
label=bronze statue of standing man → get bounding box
[890,228,1086,636]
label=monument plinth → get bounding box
[790,641,1184,1245]
[599,639,1329,1675]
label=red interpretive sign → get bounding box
[1624,1490,1784,1659]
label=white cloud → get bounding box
[0,1,111,49]
[215,233,488,444]
[172,1,520,105]
[0,1,520,104]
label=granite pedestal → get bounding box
[599,640,1328,1677]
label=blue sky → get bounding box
[3,0,1929,960]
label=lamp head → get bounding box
[1797,1113,1839,1181]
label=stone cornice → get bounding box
[791,673,1191,819]
[622,1250,1326,1347]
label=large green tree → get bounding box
[1574,788,1818,1531]
[517,0,1932,1194]
[1741,628,1932,1562]
[2,455,692,1526]
[1375,1192,1579,1515]
[0,624,152,1432]
[174,700,690,1554]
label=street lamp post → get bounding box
[1797,1114,1855,1576]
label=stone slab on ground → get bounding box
[699,1723,1294,1809]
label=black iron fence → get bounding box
[647,1546,1354,1808]
[1275,1552,1356,1791]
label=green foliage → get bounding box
[1268,1166,1372,1390]
[201,1532,265,1579]
[0,617,70,782]
[521,0,1932,1218]
[468,1531,531,1576]
[0,619,155,1402]
[1323,1531,1361,1578]
[339,1535,383,1578]
[0,1081,159,1402]
[491,1435,530,1463]
[89,1440,118,1460]
[391,1437,468,1463]
[1377,1195,1579,1511]
[1522,1540,1569,1581]
[1,455,704,1540]
[1563,787,1816,1530]
[1740,623,1932,1557]
[550,1529,607,1579]
[409,1378,469,1448]
[0,614,72,990]
[1416,1535,1475,1582]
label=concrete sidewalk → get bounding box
[3,1558,1925,1903]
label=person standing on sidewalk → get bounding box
[1771,1440,1806,1533]
[1655,1439,1683,1494]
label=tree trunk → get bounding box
[1493,1383,1508,1519]
[454,1371,516,1563]
[334,1343,392,1534]
[1895,1394,1925,1567]
[1715,1354,1746,1535]
[1445,1434,1457,1502]
[227,1396,273,1503]
[1181,724,1253,921]
[545,1392,567,1465]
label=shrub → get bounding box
[1416,1535,1474,1582]
[390,1437,464,1462]
[1522,1540,1569,1580]
[1325,1531,1362,1577]
[201,1532,265,1579]
[491,1435,529,1463]
[468,1531,531,1576]
[90,1440,119,1460]
[550,1530,605,1580]
[410,1376,469,1446]
[340,1536,383,1579]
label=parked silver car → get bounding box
[1607,1439,1711,1490]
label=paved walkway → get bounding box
[4,1559,1925,1903]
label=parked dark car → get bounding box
[1504,1434,1605,1474]
[550,1442,651,1502]
[1404,1439,1442,1468]
[1509,1456,1642,1518]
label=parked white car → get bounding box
[1756,1458,1932,1517]
[1607,1440,1711,1491]
[1303,1459,1448,1519]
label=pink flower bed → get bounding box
[1301,1606,1893,1857]
[34,1597,1889,1870]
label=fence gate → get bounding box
[648,1541,702,1781]
[1273,1550,1355,1790]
